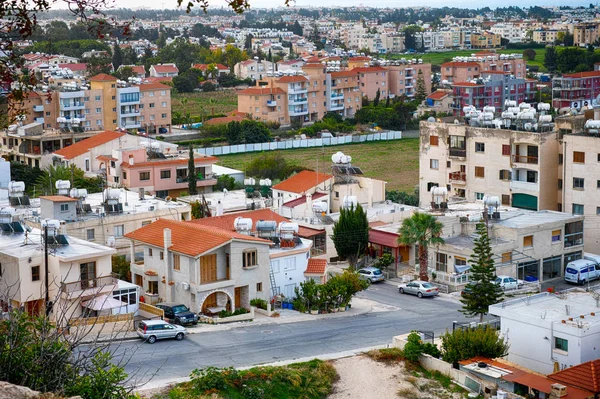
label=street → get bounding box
[103,282,476,386]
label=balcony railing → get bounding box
[448,171,466,181]
[33,105,44,112]
[267,100,277,107]
[512,155,538,164]
[60,275,117,299]
[449,148,466,158]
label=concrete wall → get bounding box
[270,245,311,298]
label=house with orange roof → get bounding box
[116,64,146,78]
[418,89,453,116]
[233,59,274,81]
[149,63,179,78]
[125,218,272,314]
[191,63,230,78]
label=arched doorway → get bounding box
[200,290,234,315]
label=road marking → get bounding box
[261,330,273,334]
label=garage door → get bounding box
[512,194,538,211]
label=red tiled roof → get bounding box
[192,63,229,71]
[352,66,388,73]
[452,82,483,87]
[237,87,286,95]
[39,195,78,202]
[276,75,309,83]
[96,155,118,162]
[152,64,179,73]
[125,219,271,257]
[550,359,600,393]
[189,208,322,238]
[330,70,357,78]
[89,73,117,82]
[302,63,325,69]
[282,192,327,208]
[563,71,600,79]
[349,56,371,61]
[57,63,87,71]
[139,82,172,91]
[441,61,481,68]
[369,229,400,248]
[272,171,333,194]
[142,77,173,83]
[305,258,327,275]
[121,156,218,169]
[427,90,450,100]
[53,131,126,159]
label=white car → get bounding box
[494,275,523,290]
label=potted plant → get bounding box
[310,305,319,315]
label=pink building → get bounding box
[353,66,389,100]
[441,61,481,84]
[106,148,218,198]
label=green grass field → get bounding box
[172,89,239,118]
[390,48,547,71]
[217,138,420,192]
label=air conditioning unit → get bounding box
[87,280,96,288]
[181,282,190,291]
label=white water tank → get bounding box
[585,120,600,129]
[482,112,494,121]
[484,196,500,208]
[505,100,517,108]
[104,189,121,201]
[279,222,299,240]
[69,188,88,198]
[501,111,514,119]
[537,103,551,111]
[259,178,272,186]
[539,115,553,124]
[256,220,277,232]
[342,195,358,209]
[55,179,71,191]
[431,187,447,198]
[483,106,495,114]
[312,201,328,213]
[519,102,531,110]
[8,181,25,193]
[41,219,61,231]
[244,178,256,186]
[234,217,253,232]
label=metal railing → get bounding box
[449,148,466,157]
[448,171,466,181]
[512,155,538,164]
[60,275,117,293]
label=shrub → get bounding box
[250,298,268,310]
[218,308,249,318]
[441,327,509,367]
[404,332,424,363]
[365,348,405,364]
[265,120,281,130]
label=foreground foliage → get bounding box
[441,327,509,367]
[292,271,369,313]
[167,359,337,399]
[331,204,369,268]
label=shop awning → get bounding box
[82,295,125,311]
[454,264,471,274]
[368,229,400,248]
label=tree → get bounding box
[331,204,369,269]
[112,254,130,281]
[523,48,537,61]
[215,174,237,191]
[440,327,510,367]
[460,221,504,322]
[373,88,381,106]
[544,46,557,72]
[115,66,135,81]
[188,145,198,196]
[112,43,123,69]
[241,119,271,143]
[397,212,444,281]
[415,69,427,103]
[173,68,202,93]
[226,120,243,144]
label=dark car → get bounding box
[155,302,198,326]
[158,127,168,134]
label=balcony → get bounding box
[196,278,235,292]
[60,275,117,300]
[34,117,44,124]
[510,179,539,193]
[289,107,308,116]
[60,102,85,111]
[288,96,308,105]
[331,92,344,99]
[449,148,466,158]
[448,171,466,183]
[267,100,277,107]
[33,105,44,112]
[512,155,538,165]
[120,120,141,129]
[288,86,308,95]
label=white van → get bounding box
[564,259,600,285]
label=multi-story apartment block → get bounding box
[380,33,405,54]
[490,23,525,43]
[326,70,362,118]
[234,60,275,81]
[552,71,600,110]
[237,86,288,125]
[532,29,566,45]
[419,121,559,212]
[387,64,432,99]
[441,53,526,83]
[470,32,502,49]
[354,66,388,100]
[441,61,481,83]
[574,22,600,47]
[450,72,536,114]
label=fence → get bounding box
[452,318,501,331]
[139,302,164,318]
[69,312,132,327]
[194,131,403,156]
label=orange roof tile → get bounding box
[550,359,600,393]
[152,64,179,73]
[352,66,388,73]
[441,61,481,68]
[305,258,327,275]
[303,63,325,69]
[453,82,483,87]
[53,131,126,160]
[190,208,322,238]
[349,56,371,61]
[121,156,218,169]
[272,170,333,194]
[276,75,309,83]
[89,73,117,82]
[237,87,286,95]
[563,71,600,79]
[139,82,172,91]
[125,219,271,257]
[330,70,357,78]
[142,76,173,83]
[427,90,450,100]
[39,195,78,202]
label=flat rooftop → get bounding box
[178,190,269,214]
[497,210,582,228]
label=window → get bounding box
[284,257,296,271]
[555,337,568,352]
[243,250,257,268]
[161,102,167,107]
[455,257,467,266]
[597,207,600,215]
[523,235,533,247]
[149,91,155,97]
[139,171,150,181]
[161,113,167,118]
[558,179,563,190]
[499,170,511,181]
[475,166,484,178]
[148,281,158,294]
[114,225,124,237]
[142,220,151,226]
[123,172,127,180]
[501,252,512,263]
[95,95,101,101]
[502,144,511,156]
[427,182,439,191]
[429,135,439,146]
[475,142,485,153]
[148,248,153,257]
[149,103,155,108]
[572,204,584,215]
[475,192,484,200]
[80,262,96,288]
[559,154,563,164]
[565,221,584,247]
[573,177,584,190]
[256,282,263,292]
[60,203,69,212]
[87,229,95,240]
[430,159,439,169]
[573,151,585,163]
[31,265,40,281]
[160,170,171,179]
[96,108,101,113]
[552,230,561,243]
[160,251,164,260]
[435,253,447,272]
[173,254,180,271]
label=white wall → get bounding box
[270,247,311,298]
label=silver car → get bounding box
[137,320,187,344]
[357,267,385,283]
[398,280,439,298]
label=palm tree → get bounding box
[397,212,444,281]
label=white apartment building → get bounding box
[490,291,600,374]
[490,23,525,43]
[234,59,275,81]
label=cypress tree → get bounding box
[188,145,197,195]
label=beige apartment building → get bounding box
[355,66,389,100]
[387,64,432,99]
[419,121,559,212]
[234,60,275,81]
[574,23,600,47]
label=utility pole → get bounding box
[44,225,51,316]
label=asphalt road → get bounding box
[98,283,474,385]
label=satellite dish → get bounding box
[106,236,116,247]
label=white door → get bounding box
[284,283,296,299]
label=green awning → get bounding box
[512,194,538,211]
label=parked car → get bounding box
[155,302,198,325]
[494,276,523,290]
[398,280,439,298]
[357,267,385,283]
[564,258,600,285]
[460,285,474,297]
[137,320,187,344]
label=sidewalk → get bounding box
[83,296,377,344]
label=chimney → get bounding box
[163,228,172,248]
[216,200,223,216]
[595,108,600,120]
[550,383,567,399]
[139,188,145,200]
[128,154,134,165]
[306,193,312,217]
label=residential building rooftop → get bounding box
[53,131,126,160]
[272,170,333,194]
